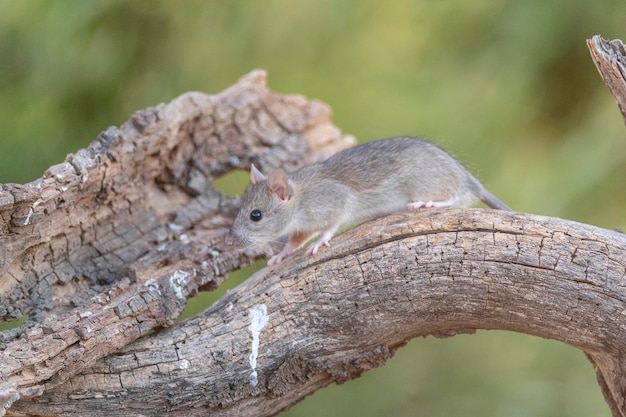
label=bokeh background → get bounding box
[1,1,625,416]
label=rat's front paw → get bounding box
[305,239,330,255]
[268,253,288,265]
[268,247,294,265]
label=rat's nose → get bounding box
[224,231,241,247]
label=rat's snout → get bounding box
[225,230,244,248]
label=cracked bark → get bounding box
[588,35,626,125]
[0,36,625,416]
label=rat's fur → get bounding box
[227,137,510,264]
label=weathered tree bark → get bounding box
[588,35,626,125]
[0,35,625,416]
[0,69,355,415]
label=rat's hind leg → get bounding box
[408,196,457,209]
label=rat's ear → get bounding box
[268,169,291,202]
[250,164,267,184]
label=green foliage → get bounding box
[1,1,623,415]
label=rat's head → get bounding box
[226,164,294,247]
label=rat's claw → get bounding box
[306,239,330,255]
[268,253,286,265]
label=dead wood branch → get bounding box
[0,69,354,415]
[588,35,626,124]
[2,43,626,416]
[5,210,626,417]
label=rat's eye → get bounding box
[250,209,263,222]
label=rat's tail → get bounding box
[464,171,512,211]
[480,189,512,211]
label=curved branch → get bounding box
[8,209,626,416]
[4,42,626,416]
[0,69,355,414]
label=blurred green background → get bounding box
[1,1,625,416]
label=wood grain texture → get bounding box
[0,69,355,415]
[2,49,626,416]
[587,35,626,124]
[585,35,626,416]
[6,209,626,417]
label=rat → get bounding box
[226,137,511,265]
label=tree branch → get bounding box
[2,36,626,415]
[6,210,626,417]
[0,69,354,415]
[587,35,626,124]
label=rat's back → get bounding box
[315,137,482,211]
[229,136,510,265]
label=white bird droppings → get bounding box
[248,304,269,387]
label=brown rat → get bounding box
[226,137,511,265]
